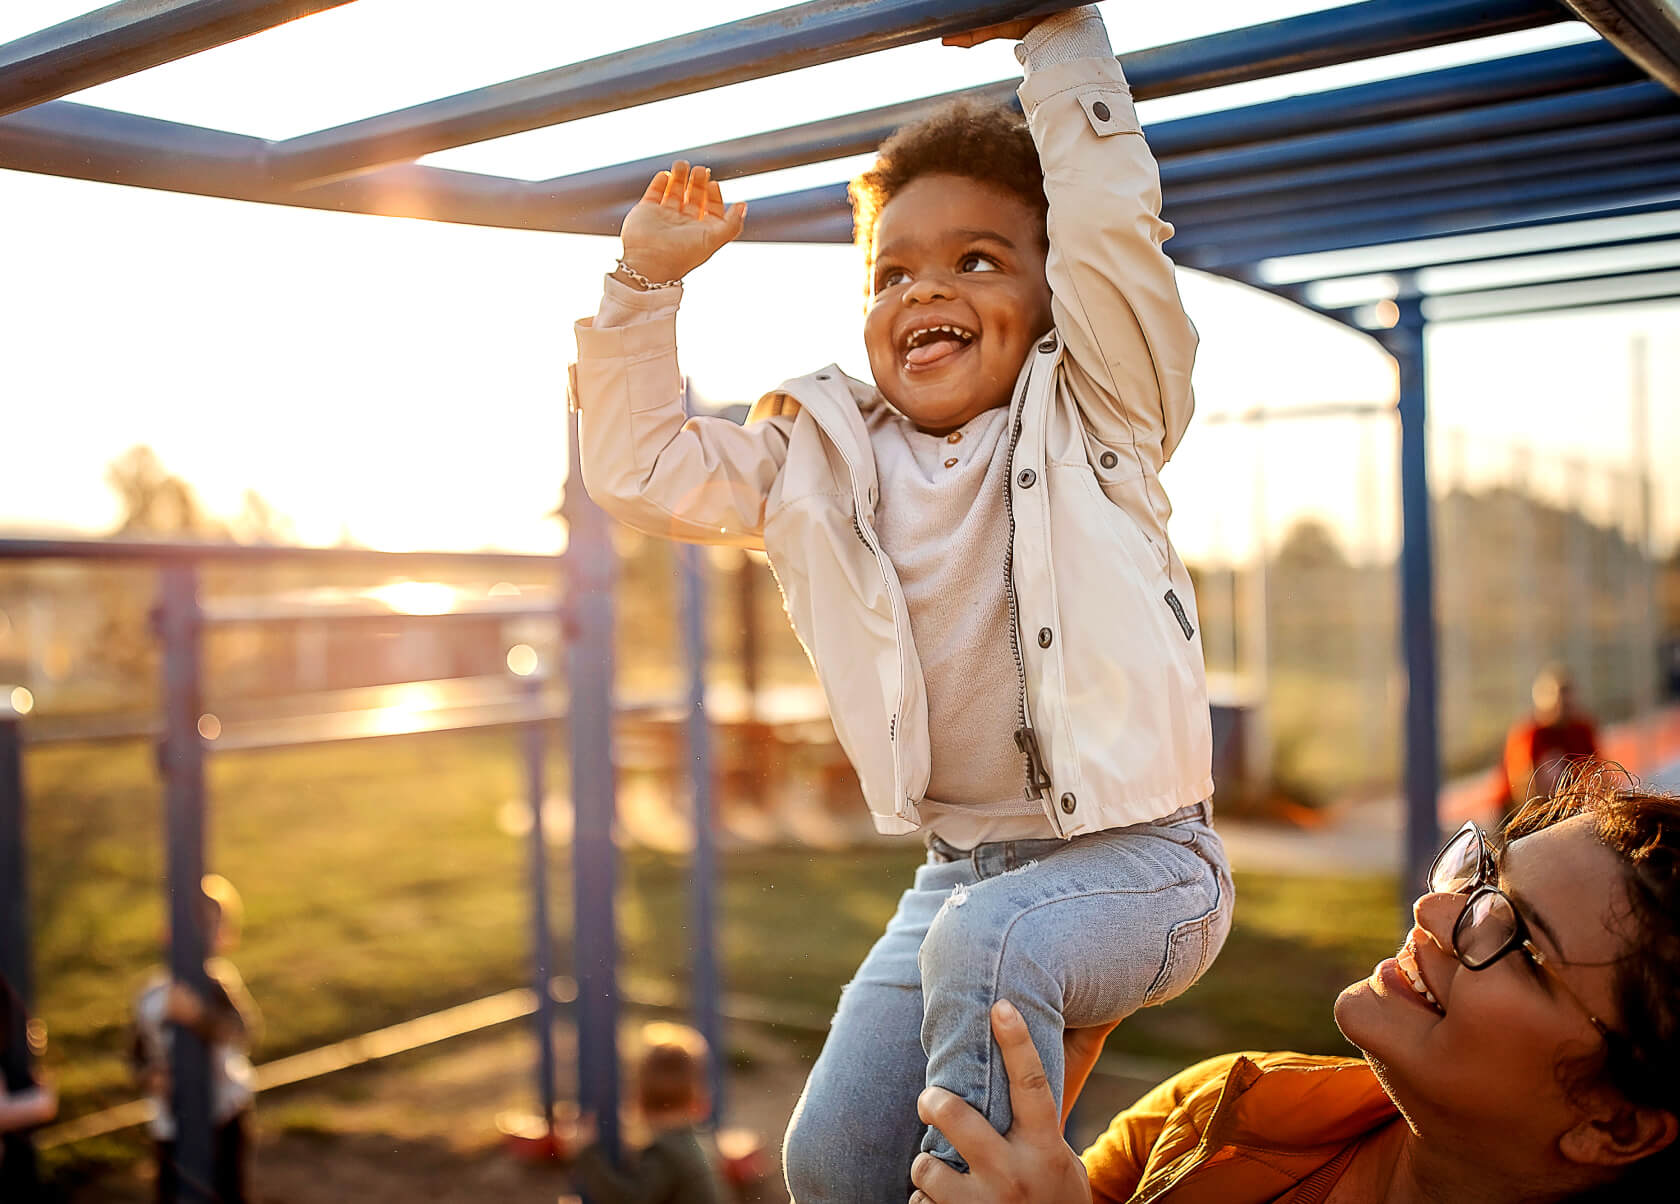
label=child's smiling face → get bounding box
[863,173,1053,435]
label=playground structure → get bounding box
[3,0,1680,1197]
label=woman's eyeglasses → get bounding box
[1427,821,1612,1040]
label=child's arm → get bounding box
[576,163,794,551]
[976,8,1199,543]
[569,1140,682,1204]
[0,1080,56,1133]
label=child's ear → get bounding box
[1558,1099,1678,1170]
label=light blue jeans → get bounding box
[781,802,1231,1202]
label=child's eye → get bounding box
[874,267,908,293]
[960,253,999,273]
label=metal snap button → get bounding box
[1017,469,1036,488]
[1099,451,1118,469]
[1038,335,1057,353]
[1037,627,1052,648]
[1060,792,1077,814]
[1091,101,1111,122]
[944,457,958,469]
[946,432,962,443]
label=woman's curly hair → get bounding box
[1505,762,1680,1199]
[848,98,1048,275]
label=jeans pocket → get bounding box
[1142,908,1214,1007]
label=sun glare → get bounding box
[365,581,458,615]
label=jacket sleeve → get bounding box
[1017,19,1199,477]
[1081,1054,1240,1203]
[574,276,793,551]
[570,1141,678,1204]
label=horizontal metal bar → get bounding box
[1150,40,1639,160]
[203,596,563,625]
[1564,0,1680,94]
[1161,78,1675,191]
[538,0,1576,213]
[0,0,352,119]
[1260,208,1680,281]
[1425,276,1680,321]
[0,534,560,565]
[1175,165,1680,268]
[1164,101,1680,210]
[206,697,570,752]
[269,0,1077,187]
[0,101,626,234]
[1170,135,1680,228]
[1423,242,1680,294]
[598,60,1667,246]
[677,118,1680,252]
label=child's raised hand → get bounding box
[617,161,747,286]
[941,6,1086,48]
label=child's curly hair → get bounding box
[849,98,1048,274]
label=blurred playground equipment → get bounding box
[3,0,1679,1196]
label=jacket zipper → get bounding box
[1002,377,1050,802]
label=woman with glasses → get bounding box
[909,765,1680,1203]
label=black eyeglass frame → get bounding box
[1428,821,1613,1041]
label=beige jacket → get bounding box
[574,54,1211,837]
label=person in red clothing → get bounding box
[909,764,1680,1204]
[1492,664,1600,822]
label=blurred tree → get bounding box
[105,445,221,538]
[230,488,295,545]
[96,446,227,683]
[1273,516,1348,571]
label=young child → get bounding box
[566,1023,728,1204]
[131,874,259,1204]
[573,7,1233,1198]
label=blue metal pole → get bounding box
[155,563,215,1203]
[0,710,31,1032]
[679,542,724,1125]
[521,672,559,1136]
[0,708,41,1196]
[1385,294,1442,917]
[563,405,622,1174]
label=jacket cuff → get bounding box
[574,307,679,363]
[591,271,682,329]
[1015,6,1111,79]
[1018,56,1138,136]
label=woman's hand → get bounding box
[909,1000,1093,1204]
[617,160,747,286]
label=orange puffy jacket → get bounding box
[1083,1052,1398,1203]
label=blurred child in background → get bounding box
[131,873,260,1204]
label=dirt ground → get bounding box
[58,1007,1155,1203]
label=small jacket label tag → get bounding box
[1164,589,1194,640]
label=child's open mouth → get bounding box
[902,323,975,370]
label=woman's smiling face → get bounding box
[862,172,1053,435]
[1335,816,1627,1154]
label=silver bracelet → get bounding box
[614,258,683,291]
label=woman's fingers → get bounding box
[909,1152,968,1203]
[917,1086,1006,1172]
[991,1000,1060,1140]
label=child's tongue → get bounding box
[906,334,967,366]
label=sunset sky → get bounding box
[3,0,1677,562]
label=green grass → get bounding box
[23,733,1396,1135]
